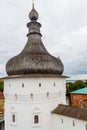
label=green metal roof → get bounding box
[71,87,87,94]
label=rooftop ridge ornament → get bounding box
[32,0,35,9]
[29,0,39,22]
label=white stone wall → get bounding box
[52,114,87,130]
[4,77,66,130]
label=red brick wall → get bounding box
[70,94,87,108]
[0,92,4,99]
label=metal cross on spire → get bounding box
[32,0,35,9]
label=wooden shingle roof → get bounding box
[51,104,87,121]
[6,8,64,76]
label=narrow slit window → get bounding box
[61,118,64,123]
[34,115,39,124]
[54,83,55,87]
[22,83,24,87]
[12,114,15,123]
[73,120,75,126]
[39,83,41,87]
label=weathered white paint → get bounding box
[4,77,66,130]
[52,114,87,130]
[4,76,87,130]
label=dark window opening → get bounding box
[22,83,24,87]
[31,93,33,99]
[47,92,49,97]
[12,114,15,123]
[61,118,64,123]
[9,84,11,87]
[73,120,75,126]
[39,83,41,87]
[54,83,55,87]
[34,115,39,124]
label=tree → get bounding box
[74,80,86,90]
[66,82,75,94]
[85,80,87,86]
[66,80,87,94]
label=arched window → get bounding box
[10,107,17,125]
[32,107,41,126]
[34,115,39,124]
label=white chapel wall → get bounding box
[4,77,66,130]
[52,114,87,130]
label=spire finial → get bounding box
[29,0,38,21]
[32,0,34,9]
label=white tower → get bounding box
[4,3,67,130]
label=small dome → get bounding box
[29,8,38,21]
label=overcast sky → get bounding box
[0,0,87,77]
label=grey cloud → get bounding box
[0,0,87,77]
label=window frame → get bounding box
[10,107,17,126]
[32,107,41,127]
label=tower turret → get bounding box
[4,3,66,130]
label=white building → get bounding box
[4,3,87,130]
